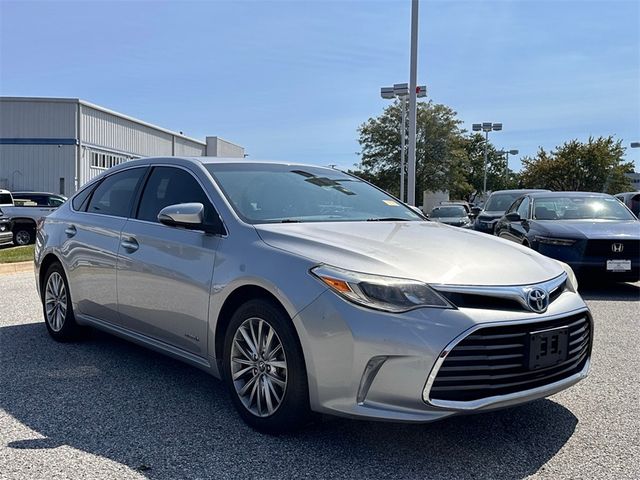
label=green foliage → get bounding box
[352,100,515,202]
[520,136,634,193]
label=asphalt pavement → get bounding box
[1,271,638,480]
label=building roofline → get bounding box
[0,96,206,146]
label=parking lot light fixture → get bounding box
[473,122,503,194]
[497,148,519,181]
[631,142,640,148]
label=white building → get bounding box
[0,97,244,195]
[625,172,640,190]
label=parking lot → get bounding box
[0,270,638,480]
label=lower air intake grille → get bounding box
[429,312,591,402]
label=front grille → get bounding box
[584,239,640,258]
[428,312,591,402]
[437,280,566,312]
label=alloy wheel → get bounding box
[45,272,67,332]
[230,317,288,417]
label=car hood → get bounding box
[478,211,505,220]
[255,221,564,286]
[536,220,640,239]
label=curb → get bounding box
[0,261,34,275]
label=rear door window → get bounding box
[86,168,146,217]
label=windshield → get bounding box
[430,206,466,217]
[484,193,521,212]
[532,196,636,221]
[205,163,423,224]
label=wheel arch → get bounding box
[39,252,65,294]
[213,284,293,364]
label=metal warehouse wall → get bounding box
[81,105,174,156]
[0,145,75,194]
[175,136,206,156]
[0,99,76,139]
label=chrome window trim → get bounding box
[69,164,149,215]
[421,306,592,410]
[432,272,567,312]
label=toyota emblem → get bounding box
[612,243,624,253]
[527,288,549,313]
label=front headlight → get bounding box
[311,265,453,312]
[535,236,576,246]
[557,261,579,292]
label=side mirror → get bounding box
[158,203,205,229]
[505,212,521,222]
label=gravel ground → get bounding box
[1,271,638,480]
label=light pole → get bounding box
[381,83,426,202]
[407,0,419,206]
[497,148,519,182]
[472,122,502,194]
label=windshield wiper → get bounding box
[366,217,412,222]
[278,219,302,223]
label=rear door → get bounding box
[116,165,220,356]
[63,167,147,323]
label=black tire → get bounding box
[42,262,82,341]
[222,298,312,434]
[13,226,34,246]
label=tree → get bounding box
[519,136,634,193]
[351,100,508,202]
[460,133,520,201]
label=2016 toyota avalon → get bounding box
[35,157,592,433]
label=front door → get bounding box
[116,166,220,356]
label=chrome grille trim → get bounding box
[432,273,567,312]
[422,307,592,410]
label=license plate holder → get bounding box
[527,327,569,370]
[606,259,631,272]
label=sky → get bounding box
[1,0,638,172]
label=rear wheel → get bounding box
[42,263,82,341]
[223,299,312,433]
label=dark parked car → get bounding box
[428,205,472,228]
[474,189,549,234]
[495,192,640,282]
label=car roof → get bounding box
[526,191,613,198]
[488,189,549,195]
[107,156,333,173]
[12,191,63,196]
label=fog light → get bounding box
[356,356,388,405]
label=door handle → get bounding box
[64,225,77,237]
[120,237,139,253]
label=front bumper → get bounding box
[474,219,498,233]
[0,220,11,244]
[293,287,590,422]
[537,243,640,282]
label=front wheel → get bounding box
[42,263,82,341]
[13,227,34,246]
[223,299,312,433]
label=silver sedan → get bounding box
[34,157,592,433]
